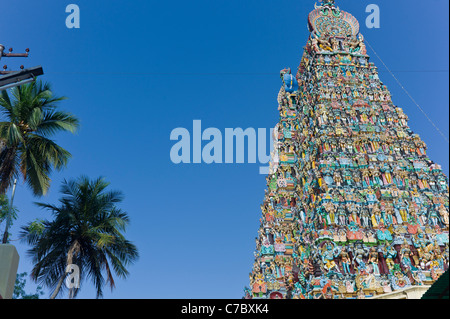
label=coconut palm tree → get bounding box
[0,80,79,196]
[20,176,139,299]
[0,193,18,242]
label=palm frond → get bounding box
[23,176,139,298]
[0,80,78,195]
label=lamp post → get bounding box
[0,44,43,298]
[0,45,43,241]
[0,180,19,299]
[0,65,44,91]
[0,45,43,91]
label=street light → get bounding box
[0,48,44,243]
[0,44,44,91]
[0,65,44,91]
[0,44,44,299]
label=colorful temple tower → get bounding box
[245,0,449,299]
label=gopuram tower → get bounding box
[245,0,449,299]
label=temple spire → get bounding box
[320,0,336,7]
[245,0,449,300]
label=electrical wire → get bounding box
[365,39,449,144]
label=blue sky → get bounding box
[1,0,448,298]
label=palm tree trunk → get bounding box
[50,274,66,299]
[1,179,17,244]
[50,240,80,299]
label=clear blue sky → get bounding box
[1,0,448,298]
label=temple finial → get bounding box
[320,0,336,7]
[315,0,337,10]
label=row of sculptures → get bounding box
[245,19,449,299]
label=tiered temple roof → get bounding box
[245,0,449,299]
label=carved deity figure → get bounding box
[321,243,341,273]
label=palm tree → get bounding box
[0,80,79,196]
[0,193,18,242]
[20,176,139,299]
